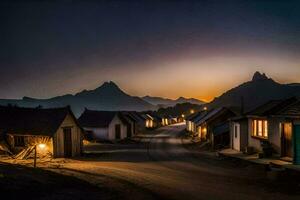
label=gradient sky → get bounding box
[1,0,300,102]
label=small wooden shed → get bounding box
[0,106,83,158]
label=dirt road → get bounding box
[53,123,300,200]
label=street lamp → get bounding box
[34,143,46,168]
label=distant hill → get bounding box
[0,81,156,116]
[142,96,205,107]
[208,71,300,112]
[156,102,203,117]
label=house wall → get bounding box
[247,117,283,153]
[136,121,145,134]
[230,119,248,151]
[126,119,135,136]
[191,121,196,133]
[108,115,128,140]
[196,125,207,140]
[83,127,109,140]
[53,113,82,158]
[247,118,261,152]
[186,121,191,131]
[146,119,155,128]
[268,117,283,153]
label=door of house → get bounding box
[63,128,72,157]
[293,125,300,164]
[233,123,240,151]
[127,124,132,138]
[115,124,121,139]
[281,123,292,158]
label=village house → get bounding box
[185,112,203,133]
[0,106,83,158]
[78,109,134,141]
[161,115,170,126]
[195,107,239,148]
[230,97,300,164]
[142,114,158,129]
[160,115,176,126]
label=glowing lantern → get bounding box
[38,143,46,149]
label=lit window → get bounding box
[258,120,263,136]
[253,120,257,136]
[263,121,268,137]
[252,119,268,139]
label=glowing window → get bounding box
[252,119,268,139]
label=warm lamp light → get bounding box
[38,143,46,149]
[203,106,207,111]
[190,109,194,114]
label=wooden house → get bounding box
[78,109,133,141]
[229,97,300,164]
[0,106,83,158]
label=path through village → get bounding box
[47,123,300,200]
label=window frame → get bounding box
[252,119,268,139]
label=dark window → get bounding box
[14,136,25,147]
[115,124,121,139]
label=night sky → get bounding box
[1,0,300,101]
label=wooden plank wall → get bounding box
[53,113,82,158]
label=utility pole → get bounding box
[33,145,37,168]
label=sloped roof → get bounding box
[195,107,238,126]
[186,112,201,121]
[192,111,209,123]
[195,107,224,126]
[0,106,73,136]
[127,111,145,122]
[142,114,154,120]
[121,111,137,123]
[78,109,117,128]
[118,112,131,125]
[246,97,298,116]
[274,100,300,116]
[212,122,230,136]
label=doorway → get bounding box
[233,123,240,151]
[63,128,72,157]
[127,124,132,138]
[281,123,292,158]
[115,124,121,139]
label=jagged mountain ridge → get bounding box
[0,81,156,116]
[208,71,300,112]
